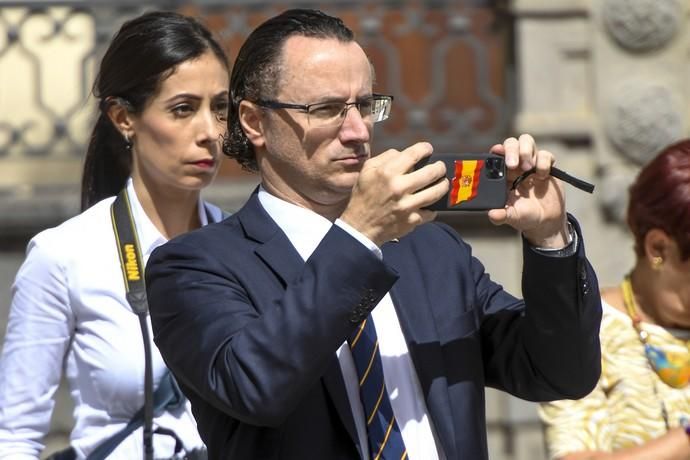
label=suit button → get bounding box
[350,305,367,323]
[582,281,589,295]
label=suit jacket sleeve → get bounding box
[476,216,602,401]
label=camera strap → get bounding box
[86,372,185,460]
[103,189,223,460]
[108,189,159,460]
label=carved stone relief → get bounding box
[603,0,681,52]
[604,80,684,165]
[600,79,684,220]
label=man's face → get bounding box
[256,35,375,212]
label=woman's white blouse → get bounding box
[0,180,225,459]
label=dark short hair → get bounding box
[223,8,354,172]
[627,139,690,261]
[81,11,229,211]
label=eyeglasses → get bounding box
[252,94,393,128]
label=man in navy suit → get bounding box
[146,8,602,460]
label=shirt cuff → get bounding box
[334,219,383,260]
[530,220,578,258]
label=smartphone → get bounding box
[415,153,507,211]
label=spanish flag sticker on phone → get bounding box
[449,159,484,206]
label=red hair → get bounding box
[627,139,690,261]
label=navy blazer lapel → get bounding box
[235,191,303,287]
[383,241,459,459]
[235,190,360,449]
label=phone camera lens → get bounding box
[485,157,504,179]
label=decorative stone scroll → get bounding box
[603,0,681,52]
[605,80,683,165]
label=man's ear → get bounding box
[239,100,265,148]
[105,98,135,140]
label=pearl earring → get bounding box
[651,256,663,270]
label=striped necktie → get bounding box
[349,315,407,460]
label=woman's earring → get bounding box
[124,134,132,150]
[652,256,663,270]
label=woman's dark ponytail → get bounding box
[80,112,132,211]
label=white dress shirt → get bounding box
[0,179,224,460]
[258,188,445,460]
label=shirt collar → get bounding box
[125,178,209,259]
[257,186,333,261]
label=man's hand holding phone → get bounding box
[342,134,594,249]
[488,134,571,248]
[341,142,449,246]
[411,134,595,249]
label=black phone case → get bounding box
[419,153,507,211]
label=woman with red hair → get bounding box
[540,140,690,459]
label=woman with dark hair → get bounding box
[0,11,229,459]
[539,140,690,459]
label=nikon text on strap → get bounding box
[110,189,155,460]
